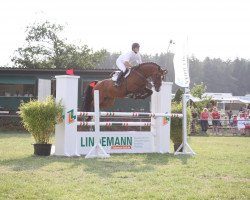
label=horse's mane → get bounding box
[133,62,161,70]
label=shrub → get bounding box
[19,96,63,144]
[170,102,191,144]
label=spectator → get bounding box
[247,104,250,116]
[232,115,238,127]
[239,107,243,112]
[211,107,220,134]
[200,108,209,134]
[227,110,233,120]
[227,110,233,125]
[238,114,246,135]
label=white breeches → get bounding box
[116,59,127,72]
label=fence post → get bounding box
[54,75,80,156]
[151,82,172,153]
[85,90,110,158]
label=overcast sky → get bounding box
[0,0,250,66]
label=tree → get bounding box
[191,82,207,99]
[191,83,211,113]
[11,21,106,69]
[189,56,202,88]
[96,52,120,69]
[173,88,184,103]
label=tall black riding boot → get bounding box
[115,71,124,86]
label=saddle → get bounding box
[110,69,131,82]
[110,69,153,100]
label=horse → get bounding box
[82,62,168,113]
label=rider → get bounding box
[115,43,142,86]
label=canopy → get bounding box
[0,76,36,85]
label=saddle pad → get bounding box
[111,69,131,81]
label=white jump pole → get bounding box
[85,90,110,158]
[78,112,183,118]
[174,92,195,155]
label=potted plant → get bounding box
[170,102,191,152]
[19,96,63,156]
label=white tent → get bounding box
[188,94,201,102]
[203,93,250,104]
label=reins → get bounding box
[122,63,162,95]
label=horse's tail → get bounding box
[82,81,98,112]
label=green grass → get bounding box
[0,133,249,200]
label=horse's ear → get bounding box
[162,69,168,75]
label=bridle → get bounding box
[132,64,162,90]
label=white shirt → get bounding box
[117,51,142,65]
[237,117,246,130]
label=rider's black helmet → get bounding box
[132,43,140,49]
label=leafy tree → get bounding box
[11,21,106,69]
[190,83,211,113]
[231,58,250,95]
[96,52,120,69]
[173,88,184,103]
[191,82,207,99]
[189,56,203,88]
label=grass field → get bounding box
[0,132,249,200]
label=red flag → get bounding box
[66,69,74,75]
[89,81,96,88]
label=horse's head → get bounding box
[136,62,168,92]
[151,66,168,92]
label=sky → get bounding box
[0,0,250,66]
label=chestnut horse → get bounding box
[82,62,167,112]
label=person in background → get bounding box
[238,113,246,135]
[200,108,209,134]
[239,107,243,112]
[227,110,233,125]
[247,104,250,116]
[211,107,221,134]
[223,116,228,127]
[232,115,238,127]
[227,110,233,120]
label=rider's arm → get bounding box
[138,54,142,64]
[124,61,132,68]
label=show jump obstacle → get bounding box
[54,75,195,158]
